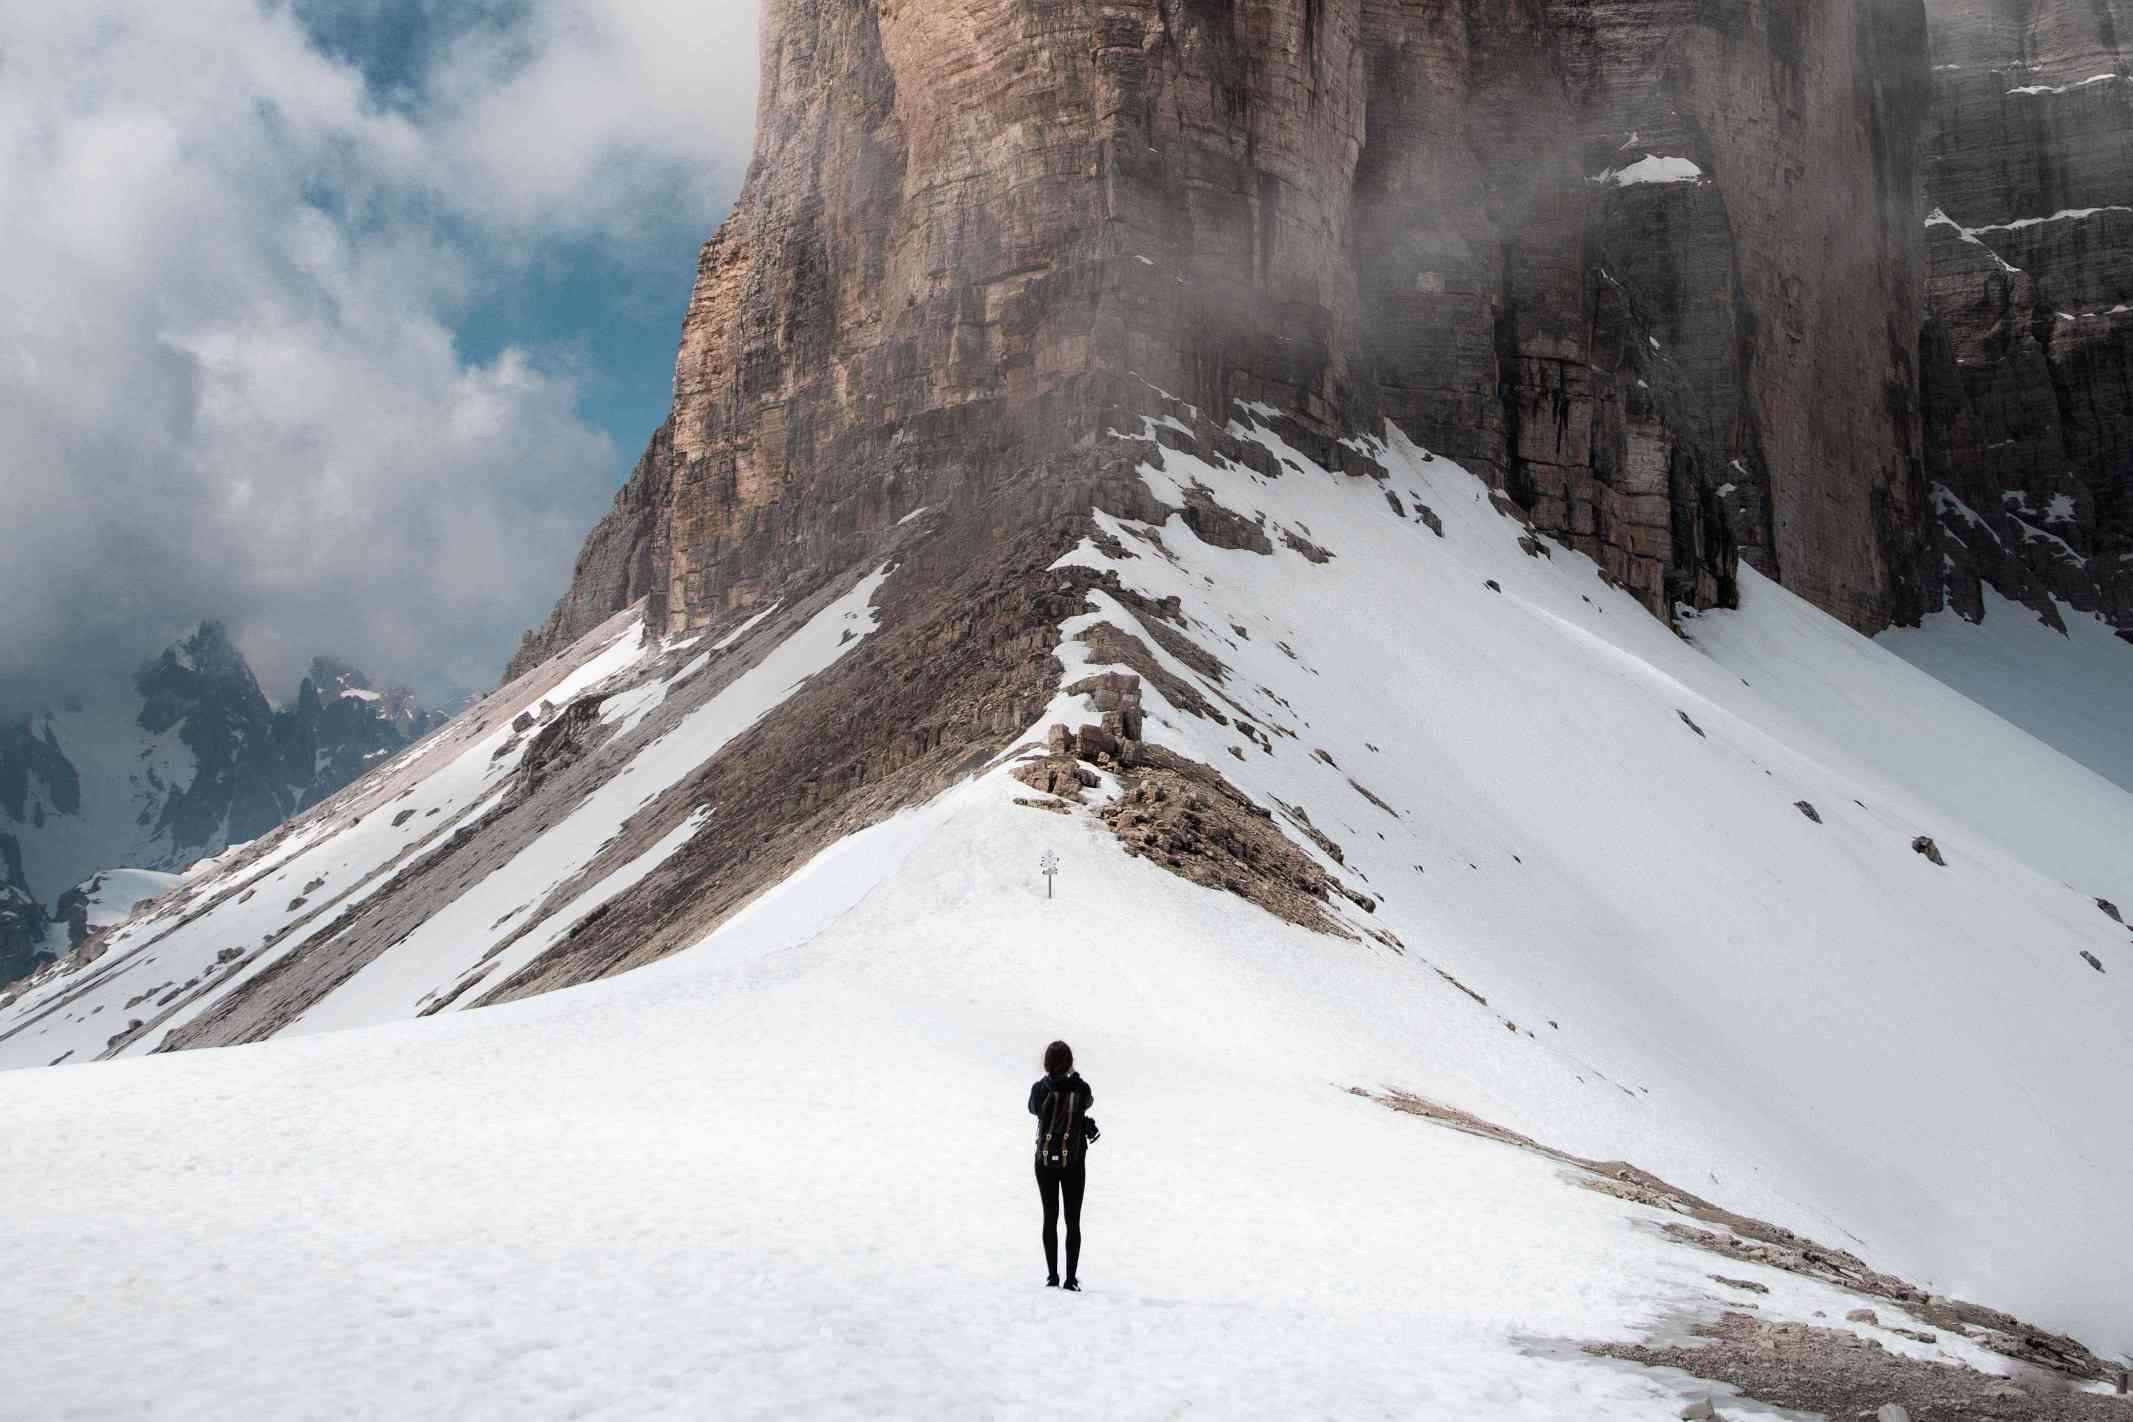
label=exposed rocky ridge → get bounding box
[1917,0,2133,636]
[511,0,1942,679]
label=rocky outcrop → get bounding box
[510,0,1940,667]
[1917,0,2132,635]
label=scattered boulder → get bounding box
[1847,1309,1880,1326]
[1679,711,1707,738]
[1065,671,1147,742]
[1012,753,1099,803]
[2097,898,2122,924]
[1680,1399,1718,1420]
[1483,579,1502,593]
[1795,801,1822,823]
[508,692,611,806]
[1713,1275,1770,1295]
[2079,950,2104,974]
[1909,836,1945,867]
[1279,528,1334,563]
[1413,503,1444,537]
[392,809,417,828]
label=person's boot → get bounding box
[1061,1279,1081,1292]
[1046,1275,1059,1288]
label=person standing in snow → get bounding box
[1028,1040,1094,1291]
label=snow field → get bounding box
[1047,416,2131,1348]
[0,774,2028,1421]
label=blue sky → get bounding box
[298,0,705,470]
[0,0,758,709]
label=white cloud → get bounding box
[0,0,760,707]
[422,0,760,240]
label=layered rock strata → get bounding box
[1917,0,2133,634]
[511,0,1938,668]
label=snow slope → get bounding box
[63,867,183,935]
[1875,587,2133,794]
[0,616,657,1066]
[0,774,2079,1421]
[0,572,892,1066]
[3,416,2129,1413]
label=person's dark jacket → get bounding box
[1028,1071,1094,1157]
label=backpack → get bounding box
[1035,1081,1085,1168]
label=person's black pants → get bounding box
[1034,1157,1085,1282]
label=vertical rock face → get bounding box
[1355,0,1932,626]
[1917,0,2133,635]
[510,0,1939,675]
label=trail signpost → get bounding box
[1039,850,1060,899]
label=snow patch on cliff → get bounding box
[1598,154,1704,185]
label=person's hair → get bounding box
[1044,1040,1073,1075]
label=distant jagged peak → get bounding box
[145,621,254,681]
[303,655,372,700]
[134,621,273,732]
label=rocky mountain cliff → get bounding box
[512,0,1943,674]
[0,624,442,982]
[1918,0,2132,635]
[16,0,2118,1026]
[143,0,2063,1031]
